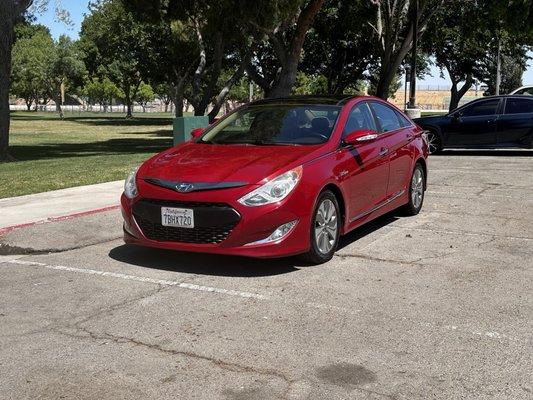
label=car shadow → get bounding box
[337,212,399,251]
[108,212,400,277]
[434,149,533,157]
[108,244,302,277]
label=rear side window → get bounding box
[343,103,377,135]
[370,102,402,132]
[505,98,533,114]
[395,110,412,127]
[460,99,500,117]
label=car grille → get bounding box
[132,199,240,244]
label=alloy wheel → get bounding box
[426,131,439,154]
[314,199,338,254]
[411,167,424,209]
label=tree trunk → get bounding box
[267,58,299,98]
[126,101,133,118]
[208,51,250,121]
[0,6,14,162]
[124,87,133,118]
[266,0,325,98]
[173,81,185,118]
[448,74,474,111]
[55,101,64,119]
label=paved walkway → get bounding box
[0,181,123,231]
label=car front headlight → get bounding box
[238,166,302,207]
[124,166,140,199]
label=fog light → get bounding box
[246,220,298,246]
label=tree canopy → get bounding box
[2,0,533,160]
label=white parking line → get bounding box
[3,258,523,344]
[6,259,267,300]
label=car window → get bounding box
[395,110,413,127]
[370,102,402,132]
[460,99,500,117]
[505,98,533,114]
[343,103,376,136]
[200,104,341,145]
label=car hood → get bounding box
[140,142,322,184]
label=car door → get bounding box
[370,101,416,199]
[445,98,501,147]
[497,97,533,146]
[336,102,389,221]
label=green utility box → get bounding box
[173,116,209,145]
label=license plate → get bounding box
[161,207,194,228]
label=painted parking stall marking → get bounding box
[3,258,524,344]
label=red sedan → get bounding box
[121,96,428,264]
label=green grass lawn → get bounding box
[0,112,176,198]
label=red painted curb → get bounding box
[0,204,121,236]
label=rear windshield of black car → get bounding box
[200,104,341,145]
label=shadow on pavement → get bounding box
[108,244,301,277]
[109,212,401,276]
[337,213,399,251]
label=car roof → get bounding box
[249,95,361,106]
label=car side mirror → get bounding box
[451,111,462,121]
[343,129,379,145]
[190,128,204,139]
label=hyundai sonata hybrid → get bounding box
[121,95,428,264]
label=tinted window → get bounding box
[200,104,341,145]
[370,102,402,132]
[460,99,500,117]
[395,110,412,127]
[505,98,533,114]
[343,103,376,136]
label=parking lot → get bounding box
[1,151,532,399]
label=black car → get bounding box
[414,95,533,153]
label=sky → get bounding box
[35,0,533,87]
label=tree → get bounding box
[480,41,529,95]
[370,0,445,99]
[301,0,375,94]
[80,0,159,118]
[423,0,490,110]
[246,0,325,98]
[124,0,258,120]
[83,76,121,112]
[133,82,155,112]
[1,0,71,161]
[154,83,173,113]
[44,35,86,118]
[10,25,53,110]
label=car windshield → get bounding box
[199,104,341,145]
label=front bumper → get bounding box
[120,189,313,258]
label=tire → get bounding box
[301,190,341,264]
[402,163,426,216]
[426,129,442,154]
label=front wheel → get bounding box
[426,129,442,154]
[402,163,426,216]
[301,191,341,264]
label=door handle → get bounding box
[379,147,389,157]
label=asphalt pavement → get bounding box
[1,150,532,399]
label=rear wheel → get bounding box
[402,163,425,216]
[426,129,442,154]
[301,191,340,264]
